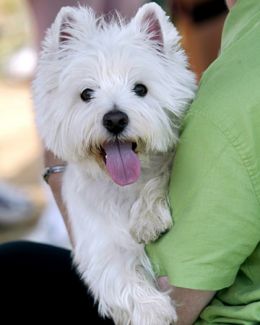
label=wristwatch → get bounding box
[43,165,66,184]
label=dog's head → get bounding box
[33,3,196,186]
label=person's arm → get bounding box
[44,149,74,245]
[146,107,260,324]
[158,276,215,325]
[172,286,215,325]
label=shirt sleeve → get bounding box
[146,111,260,291]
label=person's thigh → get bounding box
[0,241,114,323]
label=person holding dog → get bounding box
[45,0,260,323]
[148,0,260,323]
[1,0,260,324]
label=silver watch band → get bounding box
[43,165,66,184]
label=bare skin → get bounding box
[225,0,237,9]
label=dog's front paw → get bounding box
[130,208,172,244]
[131,297,177,325]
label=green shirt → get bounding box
[146,0,260,323]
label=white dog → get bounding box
[33,3,195,324]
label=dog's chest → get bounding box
[63,165,142,243]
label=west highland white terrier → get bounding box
[33,3,196,324]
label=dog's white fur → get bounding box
[33,3,196,324]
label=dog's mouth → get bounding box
[101,140,140,186]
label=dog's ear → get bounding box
[56,7,76,45]
[52,6,98,48]
[134,3,165,49]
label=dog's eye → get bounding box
[133,84,148,97]
[80,88,94,102]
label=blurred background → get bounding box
[0,0,227,247]
[0,0,69,247]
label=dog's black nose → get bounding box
[103,110,129,135]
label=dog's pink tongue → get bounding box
[103,142,140,186]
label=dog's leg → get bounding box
[122,257,177,325]
[75,244,177,325]
[129,162,173,244]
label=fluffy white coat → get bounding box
[33,3,196,324]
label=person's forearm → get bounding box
[44,149,74,245]
[172,287,215,324]
[158,276,215,324]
